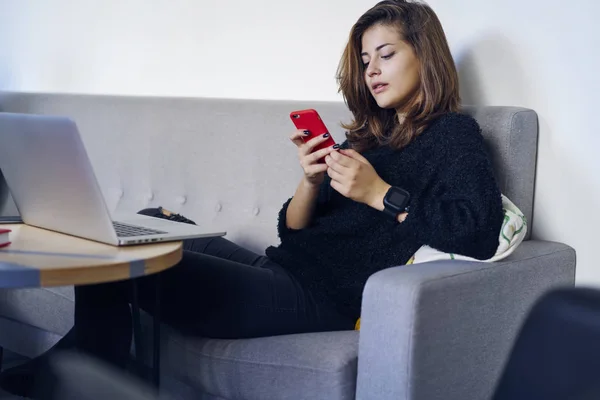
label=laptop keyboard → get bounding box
[113,221,168,237]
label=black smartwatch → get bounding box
[382,186,411,220]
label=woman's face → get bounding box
[361,24,421,113]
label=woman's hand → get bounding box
[290,130,338,187]
[325,149,388,206]
[327,149,409,222]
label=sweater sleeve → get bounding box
[276,179,332,241]
[408,115,504,260]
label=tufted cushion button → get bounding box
[176,196,187,205]
[215,203,222,212]
[146,192,154,201]
[253,207,260,216]
[117,189,124,199]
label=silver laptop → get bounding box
[0,113,226,246]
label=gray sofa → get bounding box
[0,92,576,400]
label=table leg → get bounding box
[153,274,161,388]
[131,276,161,389]
[131,280,144,375]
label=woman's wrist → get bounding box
[367,180,392,212]
[368,181,409,223]
[301,177,322,193]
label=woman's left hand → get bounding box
[325,149,387,206]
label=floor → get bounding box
[0,350,178,399]
[0,386,23,398]
[0,389,22,398]
[0,350,168,399]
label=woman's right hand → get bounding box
[290,130,338,187]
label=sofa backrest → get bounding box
[462,105,537,240]
[0,92,537,252]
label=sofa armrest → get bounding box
[355,240,576,400]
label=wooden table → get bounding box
[0,224,182,287]
[0,223,183,387]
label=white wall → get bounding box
[0,0,598,284]
[0,0,369,100]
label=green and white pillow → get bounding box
[407,194,527,265]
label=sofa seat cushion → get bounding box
[163,330,359,400]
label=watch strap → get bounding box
[382,203,400,220]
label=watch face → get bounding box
[389,190,407,206]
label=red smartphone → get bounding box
[290,109,336,163]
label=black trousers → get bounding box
[73,237,354,367]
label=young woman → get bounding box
[0,0,504,396]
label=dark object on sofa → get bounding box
[493,287,600,400]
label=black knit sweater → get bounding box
[265,112,505,319]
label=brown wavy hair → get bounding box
[336,0,460,152]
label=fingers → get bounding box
[305,163,329,176]
[329,178,344,196]
[325,150,353,171]
[289,130,333,154]
[304,133,334,155]
[326,165,344,182]
[339,148,368,163]
[398,212,408,223]
[307,145,337,164]
[289,129,310,147]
